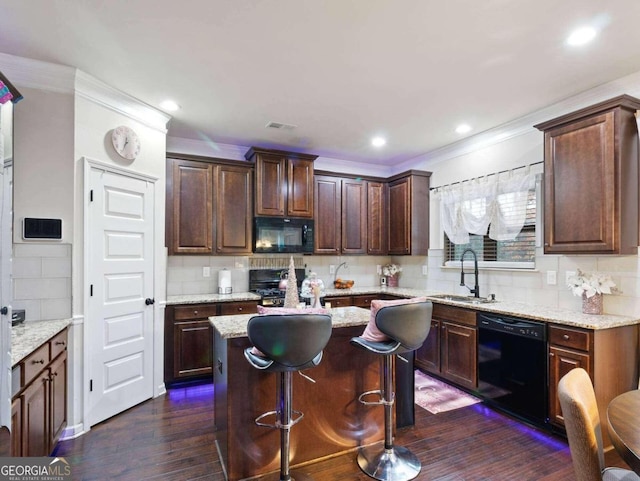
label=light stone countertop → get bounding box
[166,292,261,305]
[11,319,71,366]
[210,306,371,339]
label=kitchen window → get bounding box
[439,171,539,269]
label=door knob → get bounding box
[145,298,155,306]
[0,306,7,315]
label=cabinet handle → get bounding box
[32,359,45,365]
[55,341,66,346]
[237,307,243,312]
[194,310,199,315]
[563,335,570,340]
[549,352,555,357]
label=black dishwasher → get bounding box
[477,313,548,426]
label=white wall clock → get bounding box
[111,125,141,160]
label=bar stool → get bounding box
[244,313,332,481]
[350,301,433,481]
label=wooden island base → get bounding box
[213,322,385,480]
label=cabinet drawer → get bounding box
[50,330,68,360]
[21,343,50,388]
[549,325,591,351]
[219,301,258,316]
[352,295,378,308]
[174,304,219,320]
[432,304,476,327]
[327,296,353,308]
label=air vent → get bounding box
[265,121,297,130]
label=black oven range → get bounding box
[249,268,305,306]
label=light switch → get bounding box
[546,270,557,285]
[203,266,211,278]
[329,265,335,274]
[422,265,428,276]
[566,271,576,284]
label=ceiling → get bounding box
[1,1,640,166]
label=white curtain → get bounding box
[436,170,536,245]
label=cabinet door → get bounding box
[388,177,411,255]
[167,159,214,254]
[287,158,314,218]
[11,398,21,456]
[543,112,617,254]
[174,321,213,379]
[548,346,591,426]
[255,153,286,216]
[441,321,477,390]
[215,164,253,254]
[367,181,387,255]
[415,319,440,374]
[341,179,367,254]
[21,372,49,457]
[49,351,67,451]
[314,176,341,254]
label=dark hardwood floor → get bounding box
[54,381,629,481]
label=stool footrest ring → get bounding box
[254,409,305,429]
[358,389,394,406]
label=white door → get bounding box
[87,165,155,426]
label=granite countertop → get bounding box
[166,292,261,305]
[211,306,370,339]
[11,319,71,366]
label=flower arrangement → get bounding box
[382,263,402,277]
[567,269,620,298]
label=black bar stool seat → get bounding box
[351,301,433,481]
[244,313,332,481]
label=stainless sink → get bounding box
[428,294,496,304]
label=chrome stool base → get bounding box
[357,444,421,481]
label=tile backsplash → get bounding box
[12,243,72,321]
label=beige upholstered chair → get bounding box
[558,368,640,481]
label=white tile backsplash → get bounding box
[12,243,71,321]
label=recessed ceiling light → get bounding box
[566,26,597,46]
[455,124,472,134]
[371,137,386,147]
[160,100,181,111]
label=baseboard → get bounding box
[59,421,86,441]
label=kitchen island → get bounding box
[210,306,385,481]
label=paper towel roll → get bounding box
[218,269,232,294]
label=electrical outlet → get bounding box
[203,266,211,278]
[566,271,576,284]
[422,265,428,276]
[329,265,335,275]
[546,270,557,285]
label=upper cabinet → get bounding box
[534,95,640,255]
[166,154,253,255]
[245,147,316,218]
[387,171,431,255]
[313,173,387,255]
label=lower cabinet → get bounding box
[165,301,258,385]
[12,328,68,457]
[415,304,477,391]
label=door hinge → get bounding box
[90,190,93,202]
[90,284,93,296]
[90,379,93,392]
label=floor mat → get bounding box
[414,370,481,414]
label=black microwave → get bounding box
[253,217,314,253]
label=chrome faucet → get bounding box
[460,248,480,298]
[334,261,348,282]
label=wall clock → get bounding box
[111,125,141,160]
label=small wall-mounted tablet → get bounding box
[23,217,62,240]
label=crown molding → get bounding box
[0,52,76,94]
[75,70,170,134]
[402,68,640,172]
[166,136,248,160]
[0,52,170,133]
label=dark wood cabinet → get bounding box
[13,328,68,457]
[165,301,258,384]
[314,173,385,255]
[166,158,214,254]
[534,95,640,254]
[245,147,316,218]
[215,164,253,254]
[387,171,430,255]
[166,154,254,255]
[367,181,387,255]
[415,304,477,391]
